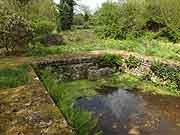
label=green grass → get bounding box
[29,30,180,61]
[0,65,29,89]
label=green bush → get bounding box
[159,28,180,43]
[32,19,56,36]
[99,54,123,68]
[95,1,145,40]
[150,63,178,81]
[150,63,180,90]
[73,14,84,25]
[126,55,141,69]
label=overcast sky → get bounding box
[53,0,118,11]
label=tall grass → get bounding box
[0,65,29,89]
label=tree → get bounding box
[159,0,180,34]
[58,0,75,31]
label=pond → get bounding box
[75,87,180,135]
[36,57,180,135]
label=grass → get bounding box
[36,69,101,135]
[0,64,29,89]
[29,30,180,61]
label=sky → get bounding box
[53,0,118,11]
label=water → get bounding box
[75,87,180,135]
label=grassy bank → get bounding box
[0,65,29,89]
[36,69,102,135]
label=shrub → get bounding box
[159,28,180,43]
[126,55,141,69]
[150,63,179,80]
[95,1,145,40]
[32,19,56,36]
[99,54,123,68]
[73,14,84,25]
[150,63,180,90]
[0,13,33,54]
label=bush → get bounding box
[95,1,145,40]
[32,19,56,36]
[150,63,180,90]
[150,63,178,81]
[159,28,180,43]
[126,55,141,69]
[99,54,123,68]
[73,14,84,25]
[0,13,33,54]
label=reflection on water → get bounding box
[75,88,180,135]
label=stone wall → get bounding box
[37,56,114,81]
[36,55,179,82]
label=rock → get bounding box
[128,126,140,135]
[25,102,31,106]
[45,34,64,46]
[88,67,113,80]
[34,34,64,46]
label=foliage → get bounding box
[0,12,33,53]
[32,19,56,36]
[73,14,85,25]
[94,0,180,42]
[95,1,145,39]
[126,55,141,69]
[159,27,180,43]
[159,0,180,36]
[28,0,57,36]
[99,54,123,68]
[0,65,29,89]
[150,63,180,90]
